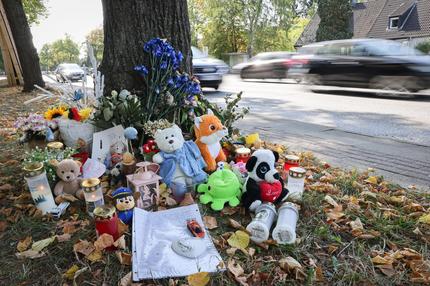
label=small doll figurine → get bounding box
[112,187,135,225]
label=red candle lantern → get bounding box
[283,155,300,171]
[94,205,119,250]
[235,147,251,163]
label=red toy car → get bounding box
[187,219,205,238]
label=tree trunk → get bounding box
[100,0,191,94]
[3,0,44,91]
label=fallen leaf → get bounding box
[31,236,56,252]
[365,176,378,185]
[57,233,71,242]
[279,256,302,271]
[0,221,7,232]
[376,264,396,277]
[86,249,103,262]
[63,265,79,280]
[418,213,430,225]
[116,251,132,265]
[226,247,238,256]
[119,272,132,286]
[94,233,114,251]
[315,266,325,281]
[227,259,244,277]
[165,197,177,206]
[203,216,218,230]
[350,217,364,236]
[248,247,255,257]
[17,236,32,252]
[73,240,95,256]
[222,207,238,216]
[371,255,392,265]
[324,195,338,208]
[113,235,126,250]
[15,249,45,259]
[228,218,244,230]
[227,230,250,250]
[187,272,210,286]
[63,224,78,234]
[0,184,13,191]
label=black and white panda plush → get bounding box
[242,149,288,211]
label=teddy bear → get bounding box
[194,109,228,172]
[54,159,84,200]
[242,149,288,211]
[152,124,207,188]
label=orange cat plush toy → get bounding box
[194,109,228,172]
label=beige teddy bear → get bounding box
[54,159,84,200]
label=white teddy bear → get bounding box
[152,124,207,188]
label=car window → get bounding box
[191,47,206,59]
[350,44,370,56]
[363,41,423,56]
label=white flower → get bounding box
[119,89,130,100]
[111,90,118,97]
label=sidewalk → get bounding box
[238,115,430,191]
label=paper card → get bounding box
[82,158,106,178]
[91,125,127,163]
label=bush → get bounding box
[416,41,430,54]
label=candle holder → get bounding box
[47,141,65,161]
[23,162,57,214]
[235,147,251,163]
[283,154,299,171]
[286,167,306,202]
[82,178,105,216]
[272,202,299,244]
[94,205,119,250]
[126,161,161,210]
[246,203,277,243]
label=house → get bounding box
[295,0,430,48]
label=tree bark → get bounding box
[3,0,44,91]
[100,0,191,94]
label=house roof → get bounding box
[367,0,430,39]
[295,0,430,47]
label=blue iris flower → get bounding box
[134,65,148,76]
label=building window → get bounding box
[389,17,399,29]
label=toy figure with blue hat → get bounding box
[112,187,135,225]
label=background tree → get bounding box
[38,35,80,70]
[316,0,352,42]
[3,0,44,91]
[22,0,48,25]
[85,27,104,63]
[100,0,191,94]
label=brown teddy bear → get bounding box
[54,159,84,200]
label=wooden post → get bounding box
[0,0,23,86]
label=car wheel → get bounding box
[214,85,219,90]
[304,74,321,85]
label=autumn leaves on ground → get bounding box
[1,87,430,285]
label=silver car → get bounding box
[55,63,85,82]
[192,47,229,90]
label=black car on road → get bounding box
[289,39,430,92]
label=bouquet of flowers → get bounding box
[15,113,49,142]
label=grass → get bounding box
[0,87,429,285]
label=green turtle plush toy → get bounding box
[198,169,242,211]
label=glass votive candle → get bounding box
[235,147,251,163]
[23,162,57,214]
[283,154,299,171]
[246,203,277,243]
[94,205,119,250]
[82,178,104,216]
[286,167,306,202]
[272,202,299,244]
[47,141,65,161]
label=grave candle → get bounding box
[286,167,306,202]
[272,202,299,244]
[283,154,299,171]
[246,203,277,243]
[82,178,104,216]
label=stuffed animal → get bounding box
[54,159,84,200]
[194,109,227,172]
[110,140,127,166]
[242,149,288,211]
[112,187,135,225]
[153,124,207,187]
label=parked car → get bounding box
[192,47,229,90]
[55,63,85,82]
[288,39,430,92]
[235,51,296,80]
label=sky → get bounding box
[30,0,103,52]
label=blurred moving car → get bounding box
[289,39,430,92]
[192,47,229,90]
[55,63,85,82]
[234,51,296,80]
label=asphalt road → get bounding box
[206,74,430,190]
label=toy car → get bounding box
[187,219,205,238]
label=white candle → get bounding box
[286,167,306,202]
[82,178,104,216]
[272,202,299,244]
[246,203,277,243]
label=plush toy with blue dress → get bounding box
[112,187,135,225]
